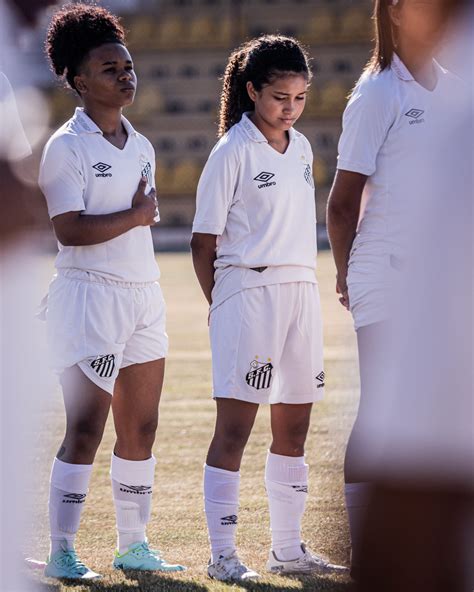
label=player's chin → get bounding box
[117,89,136,107]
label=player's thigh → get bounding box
[277,283,325,404]
[112,358,165,433]
[60,365,111,448]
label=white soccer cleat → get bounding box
[267,543,349,576]
[207,550,260,581]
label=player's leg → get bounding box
[110,358,184,571]
[344,321,388,578]
[46,366,111,580]
[267,402,312,561]
[266,282,347,575]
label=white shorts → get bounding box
[347,251,395,331]
[209,282,325,404]
[46,269,168,394]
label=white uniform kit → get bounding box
[337,54,465,330]
[39,107,167,394]
[193,113,324,404]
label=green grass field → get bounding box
[27,251,359,592]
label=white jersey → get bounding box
[338,53,465,264]
[193,112,317,310]
[39,107,160,283]
[0,72,31,162]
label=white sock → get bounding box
[110,453,156,554]
[265,451,308,561]
[203,464,240,563]
[344,482,372,569]
[49,458,93,556]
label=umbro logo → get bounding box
[291,485,308,493]
[254,171,276,189]
[220,514,238,525]
[92,162,112,177]
[405,109,425,125]
[119,484,152,495]
[315,371,325,388]
[62,493,86,504]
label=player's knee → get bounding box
[216,425,250,456]
[135,418,158,445]
[67,418,104,454]
[275,424,308,456]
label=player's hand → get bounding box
[336,275,350,310]
[132,177,157,226]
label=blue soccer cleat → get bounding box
[112,541,186,572]
[44,548,101,580]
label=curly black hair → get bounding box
[45,2,125,92]
[218,35,312,137]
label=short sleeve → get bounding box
[39,136,86,219]
[192,137,240,236]
[337,73,396,176]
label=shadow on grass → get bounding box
[41,572,353,592]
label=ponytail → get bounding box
[218,35,311,137]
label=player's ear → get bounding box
[246,81,257,103]
[74,75,88,95]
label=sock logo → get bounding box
[246,356,273,390]
[220,514,238,525]
[291,485,308,493]
[62,493,86,504]
[119,484,152,495]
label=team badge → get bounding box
[304,164,314,188]
[89,354,115,378]
[140,156,153,186]
[245,356,273,390]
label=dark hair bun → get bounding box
[45,3,125,90]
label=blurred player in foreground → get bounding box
[327,0,473,588]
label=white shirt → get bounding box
[337,54,465,263]
[193,113,317,309]
[39,107,160,283]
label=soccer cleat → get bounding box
[207,550,260,581]
[267,543,349,575]
[44,549,100,580]
[112,541,186,572]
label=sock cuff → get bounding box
[110,454,156,486]
[50,458,93,493]
[265,451,308,484]
[204,464,240,480]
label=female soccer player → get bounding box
[191,35,347,582]
[327,0,462,579]
[39,4,184,579]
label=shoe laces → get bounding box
[132,542,160,559]
[56,550,87,573]
[219,551,248,577]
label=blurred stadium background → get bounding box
[13,0,373,251]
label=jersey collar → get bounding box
[391,53,415,82]
[240,112,300,143]
[73,107,139,137]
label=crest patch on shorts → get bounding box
[89,354,115,378]
[245,357,273,390]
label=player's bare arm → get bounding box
[190,232,217,305]
[327,169,366,308]
[52,178,156,246]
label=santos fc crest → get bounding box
[245,357,273,390]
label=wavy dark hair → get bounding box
[366,0,400,73]
[45,2,125,93]
[218,35,311,137]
